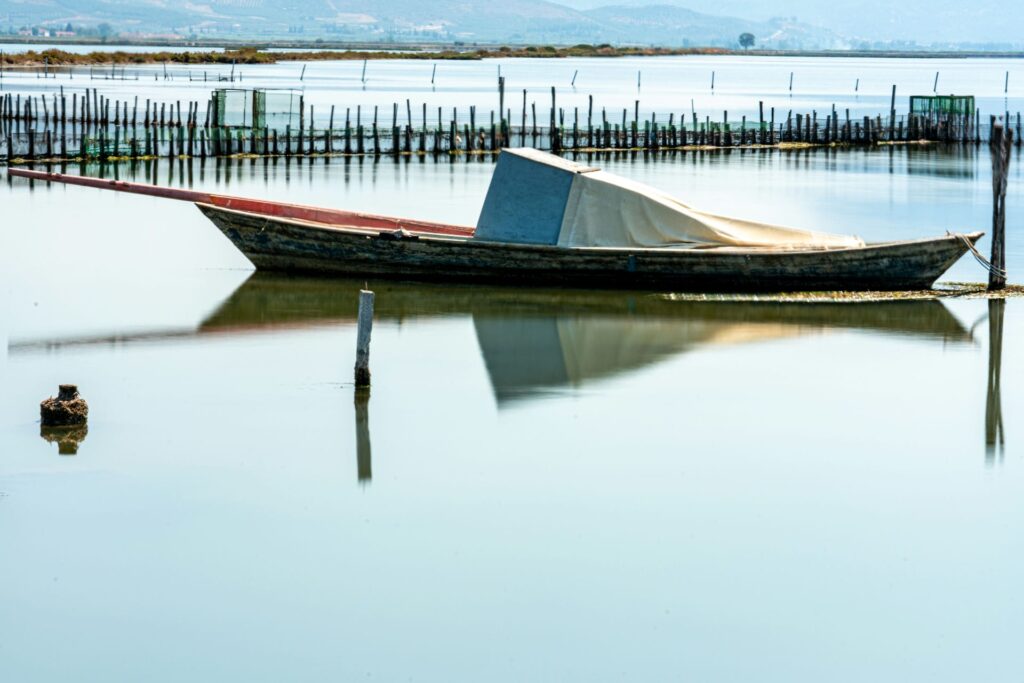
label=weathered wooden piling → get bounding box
[988,122,1012,290]
[354,289,374,388]
[888,85,897,140]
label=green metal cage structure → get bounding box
[909,95,976,117]
[210,88,301,133]
[254,90,302,132]
[212,88,252,128]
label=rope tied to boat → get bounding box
[949,231,1008,280]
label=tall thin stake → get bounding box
[354,289,375,388]
[988,122,1012,290]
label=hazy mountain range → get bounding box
[0,0,1018,49]
[558,0,1021,45]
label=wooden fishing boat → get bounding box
[8,153,980,292]
[193,203,977,291]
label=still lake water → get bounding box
[2,60,1024,679]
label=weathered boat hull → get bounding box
[198,204,979,292]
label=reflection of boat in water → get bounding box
[198,274,969,336]
[475,316,811,403]
[200,275,982,405]
[10,274,973,405]
[468,292,975,403]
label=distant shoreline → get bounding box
[1,40,1023,66]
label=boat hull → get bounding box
[198,204,979,292]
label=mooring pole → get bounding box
[989,122,1012,290]
[354,289,375,388]
[889,84,896,141]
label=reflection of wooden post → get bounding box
[354,289,374,388]
[989,122,1012,290]
[985,299,1005,462]
[355,391,372,483]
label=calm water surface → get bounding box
[1,148,1022,681]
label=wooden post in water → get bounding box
[328,105,335,153]
[988,122,1012,290]
[521,90,527,146]
[298,97,306,156]
[888,84,896,141]
[550,87,557,151]
[531,102,537,145]
[587,95,594,148]
[357,106,364,154]
[498,76,505,131]
[421,102,428,152]
[372,106,379,156]
[354,289,374,388]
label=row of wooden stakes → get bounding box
[2,88,1023,162]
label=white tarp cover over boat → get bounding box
[475,149,864,249]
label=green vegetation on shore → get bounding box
[0,45,731,67]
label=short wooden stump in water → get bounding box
[39,385,89,455]
[40,384,89,427]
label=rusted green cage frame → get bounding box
[909,95,975,117]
